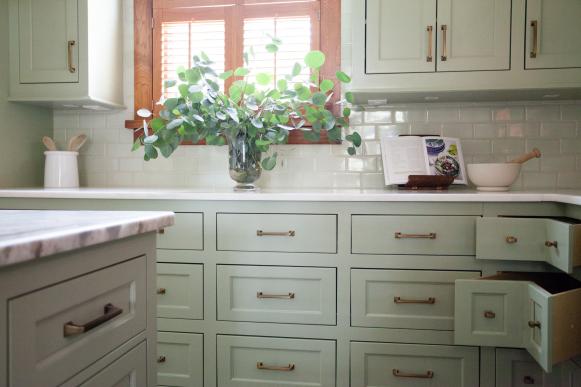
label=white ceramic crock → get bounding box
[44,151,79,188]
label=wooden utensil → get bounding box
[68,134,88,152]
[508,148,541,164]
[42,136,58,151]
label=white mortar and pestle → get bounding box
[467,148,541,191]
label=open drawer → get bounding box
[476,216,581,273]
[455,272,581,372]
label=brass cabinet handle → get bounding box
[67,40,76,73]
[395,232,437,239]
[157,356,166,363]
[440,25,448,61]
[157,288,167,295]
[63,303,123,337]
[530,20,538,58]
[523,376,535,384]
[394,296,436,304]
[256,230,296,237]
[505,236,518,244]
[393,369,434,379]
[426,25,433,62]
[528,320,541,328]
[257,292,295,299]
[257,362,295,371]
[545,240,558,248]
[484,310,496,319]
[158,228,165,234]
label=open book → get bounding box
[380,136,467,185]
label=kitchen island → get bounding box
[0,210,174,387]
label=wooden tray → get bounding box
[398,175,455,190]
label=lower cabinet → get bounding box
[350,342,479,387]
[157,332,203,387]
[157,263,204,320]
[217,335,336,387]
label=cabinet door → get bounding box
[157,332,203,387]
[526,0,581,69]
[17,0,79,83]
[437,0,511,71]
[366,0,437,74]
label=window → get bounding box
[128,0,341,144]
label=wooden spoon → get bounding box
[508,148,541,164]
[68,134,88,152]
[42,136,58,151]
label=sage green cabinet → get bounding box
[350,341,479,387]
[525,0,581,69]
[157,332,203,387]
[157,213,204,251]
[157,264,203,320]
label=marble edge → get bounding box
[0,212,174,269]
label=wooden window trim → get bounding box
[125,0,341,145]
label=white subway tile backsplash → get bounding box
[507,122,540,137]
[526,105,561,121]
[364,111,392,123]
[561,104,581,121]
[474,123,506,138]
[410,122,442,135]
[541,155,577,172]
[526,139,561,155]
[428,107,460,122]
[522,172,558,189]
[557,172,581,189]
[462,139,492,155]
[493,107,525,121]
[561,139,581,154]
[460,107,491,122]
[442,123,473,138]
[492,139,525,155]
[376,124,410,137]
[540,122,577,138]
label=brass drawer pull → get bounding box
[257,230,296,237]
[67,40,76,73]
[158,228,165,234]
[505,236,518,244]
[440,24,448,61]
[157,355,166,363]
[426,25,433,62]
[530,20,538,58]
[394,296,436,305]
[257,362,295,371]
[395,232,437,239]
[393,369,434,379]
[523,376,535,384]
[484,310,496,319]
[157,288,167,295]
[64,303,123,337]
[528,320,541,328]
[257,292,295,299]
[545,240,558,248]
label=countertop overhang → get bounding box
[0,188,579,205]
[0,210,174,268]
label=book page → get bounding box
[380,137,427,185]
[422,136,467,185]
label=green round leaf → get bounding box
[320,79,334,93]
[343,107,351,118]
[336,71,352,83]
[304,51,326,69]
[347,146,356,156]
[261,154,278,170]
[265,43,279,53]
[292,63,302,77]
[256,73,273,86]
[163,80,176,88]
[219,70,233,80]
[277,79,288,92]
[345,91,355,104]
[312,92,327,106]
[234,67,250,77]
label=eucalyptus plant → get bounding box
[133,38,361,170]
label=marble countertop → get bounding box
[0,210,174,268]
[0,188,579,205]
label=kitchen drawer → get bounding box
[350,342,479,387]
[455,272,581,372]
[74,342,147,387]
[476,216,581,273]
[496,348,581,387]
[157,332,203,387]
[158,212,203,250]
[217,335,336,387]
[351,269,480,330]
[9,256,146,387]
[157,263,203,319]
[352,215,476,255]
[217,265,336,325]
[216,213,337,253]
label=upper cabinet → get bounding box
[525,0,581,69]
[9,0,124,110]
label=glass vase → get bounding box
[226,132,262,190]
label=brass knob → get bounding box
[158,229,165,234]
[157,355,166,363]
[484,310,496,319]
[545,240,558,248]
[157,288,166,295]
[523,375,535,384]
[505,236,518,244]
[528,320,541,328]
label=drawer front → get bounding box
[217,265,336,325]
[217,335,336,387]
[157,332,203,387]
[216,213,337,253]
[9,257,147,387]
[78,342,147,387]
[352,215,476,255]
[157,263,203,319]
[158,212,203,250]
[351,342,479,387]
[351,269,480,330]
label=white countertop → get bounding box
[0,188,579,205]
[0,210,174,268]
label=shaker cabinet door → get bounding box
[16,0,79,83]
[365,0,437,74]
[525,0,581,69]
[437,0,511,71]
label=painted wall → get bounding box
[0,0,53,187]
[53,0,581,190]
